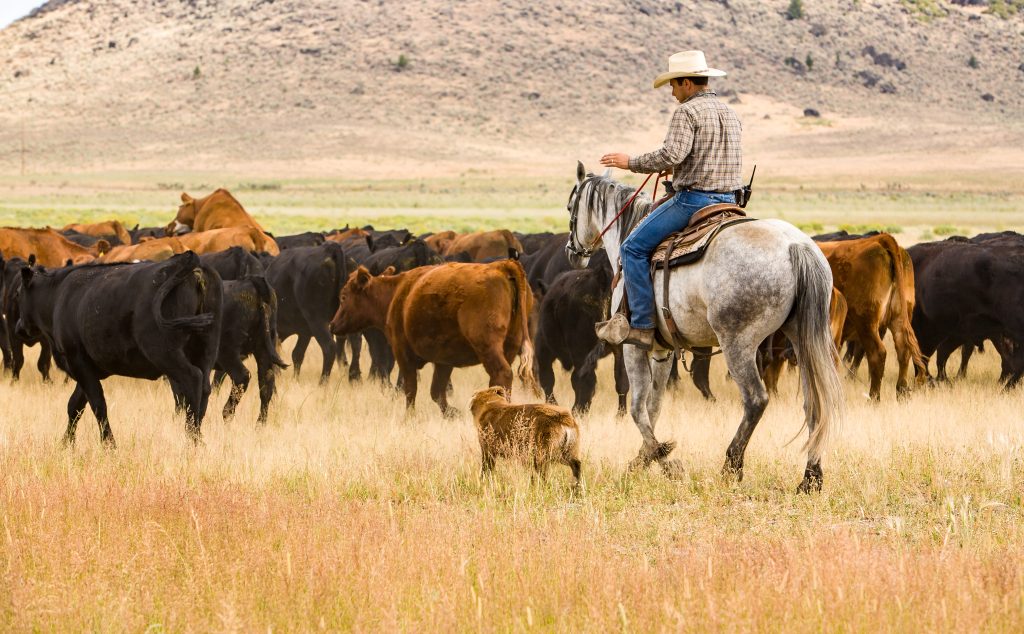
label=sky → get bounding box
[0,1,47,30]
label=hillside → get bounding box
[1,0,1022,181]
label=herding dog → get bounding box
[468,386,582,488]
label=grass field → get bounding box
[0,173,1022,630]
[2,171,1023,239]
[1,336,1022,631]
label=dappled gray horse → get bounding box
[565,162,843,491]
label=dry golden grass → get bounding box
[1,338,1022,631]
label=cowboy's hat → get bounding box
[652,50,726,89]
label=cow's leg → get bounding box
[347,333,363,382]
[479,345,514,395]
[366,330,395,385]
[889,326,916,397]
[63,384,88,447]
[38,340,53,383]
[253,350,276,425]
[612,344,629,416]
[10,337,24,381]
[310,325,336,385]
[76,373,115,448]
[957,343,976,379]
[690,347,715,400]
[429,364,458,417]
[535,335,558,405]
[568,344,600,414]
[164,353,206,442]
[935,339,957,382]
[291,334,311,378]
[219,356,251,422]
[860,328,886,400]
[395,349,418,410]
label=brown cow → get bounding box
[100,237,185,263]
[167,189,280,255]
[444,230,524,261]
[469,385,582,488]
[62,220,131,246]
[177,227,279,255]
[817,234,926,399]
[762,287,848,393]
[329,260,539,415]
[326,227,369,245]
[423,230,458,255]
[0,228,108,266]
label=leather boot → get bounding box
[623,327,655,351]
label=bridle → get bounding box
[565,172,656,259]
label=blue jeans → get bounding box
[621,190,735,329]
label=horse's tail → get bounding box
[788,243,845,464]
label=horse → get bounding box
[564,162,844,492]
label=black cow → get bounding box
[909,239,1024,387]
[199,247,265,280]
[216,276,288,424]
[60,230,125,248]
[514,231,558,256]
[16,252,223,445]
[274,232,326,250]
[128,225,167,243]
[1,255,54,381]
[534,250,628,414]
[363,226,414,248]
[811,230,880,242]
[264,242,348,383]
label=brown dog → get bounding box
[469,386,582,487]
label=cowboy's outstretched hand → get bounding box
[600,153,630,170]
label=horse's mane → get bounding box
[582,174,653,237]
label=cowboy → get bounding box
[598,50,743,350]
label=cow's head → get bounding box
[329,265,395,336]
[167,192,197,235]
[15,266,42,340]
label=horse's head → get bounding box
[565,161,598,269]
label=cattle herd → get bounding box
[0,187,1021,475]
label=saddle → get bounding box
[649,203,756,270]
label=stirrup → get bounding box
[595,313,630,345]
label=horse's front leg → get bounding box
[648,350,684,478]
[624,345,675,472]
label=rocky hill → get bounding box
[0,0,1021,176]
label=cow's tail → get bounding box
[152,252,216,333]
[321,241,349,294]
[505,260,542,396]
[878,233,927,377]
[788,243,845,465]
[249,275,288,368]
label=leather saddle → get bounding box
[650,203,756,271]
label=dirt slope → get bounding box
[0,0,1021,177]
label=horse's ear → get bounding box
[576,160,586,184]
[602,168,612,178]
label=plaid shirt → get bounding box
[628,90,743,193]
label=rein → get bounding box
[589,172,655,251]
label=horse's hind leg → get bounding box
[623,345,674,471]
[720,339,769,481]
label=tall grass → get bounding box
[1,339,1021,630]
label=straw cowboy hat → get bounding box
[652,50,727,89]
